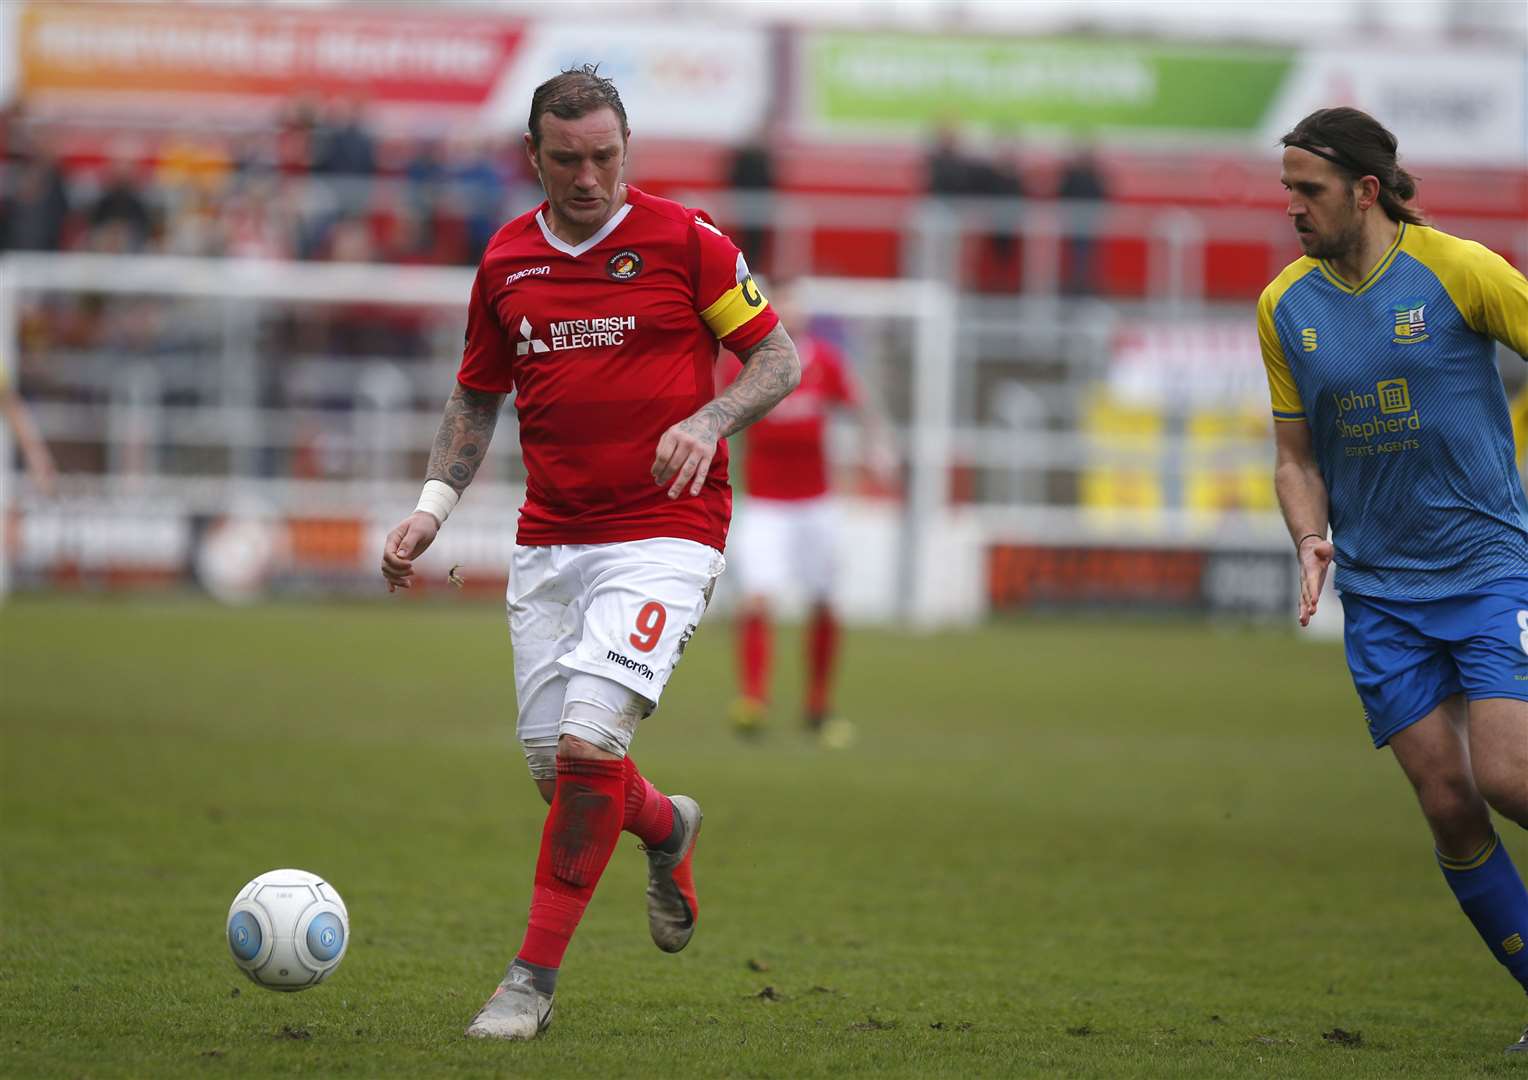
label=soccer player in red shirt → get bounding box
[724,284,895,745]
[0,368,57,498]
[379,66,800,1041]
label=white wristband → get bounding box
[415,480,460,526]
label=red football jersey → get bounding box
[457,186,778,549]
[740,335,859,501]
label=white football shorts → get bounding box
[731,496,837,600]
[508,537,725,754]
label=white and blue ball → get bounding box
[227,868,348,991]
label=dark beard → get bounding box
[1303,193,1363,261]
[1304,217,1364,261]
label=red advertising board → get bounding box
[21,2,525,118]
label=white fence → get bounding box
[0,250,1342,622]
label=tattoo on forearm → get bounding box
[688,325,801,441]
[427,385,504,493]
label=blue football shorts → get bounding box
[1340,577,1528,748]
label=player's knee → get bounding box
[1416,772,1488,832]
[557,733,620,760]
[558,673,651,760]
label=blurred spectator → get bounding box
[89,158,154,252]
[927,127,1022,288]
[276,98,319,176]
[1057,145,1109,296]
[2,153,70,251]
[231,131,279,185]
[728,128,775,271]
[157,134,231,196]
[451,137,508,263]
[312,98,377,179]
[388,205,459,266]
[404,138,446,223]
[308,99,377,257]
[222,185,292,260]
[163,188,224,257]
[387,206,435,265]
[927,126,972,197]
[158,136,233,258]
[325,215,376,263]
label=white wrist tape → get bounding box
[415,479,460,525]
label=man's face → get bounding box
[526,108,627,232]
[1280,146,1363,261]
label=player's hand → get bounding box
[381,511,440,593]
[652,414,719,499]
[1296,535,1334,627]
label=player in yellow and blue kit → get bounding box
[1259,107,1528,1054]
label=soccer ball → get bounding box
[226,868,348,991]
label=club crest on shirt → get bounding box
[1391,299,1429,345]
[606,250,643,281]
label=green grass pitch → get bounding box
[3,597,1527,1078]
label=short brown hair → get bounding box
[527,64,628,147]
[1281,107,1425,225]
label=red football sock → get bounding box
[516,756,625,971]
[621,756,674,847]
[806,605,839,715]
[739,609,771,702]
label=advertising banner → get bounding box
[479,21,772,141]
[20,2,522,118]
[1109,321,1270,411]
[800,30,1528,166]
[801,32,1294,138]
[1257,47,1528,168]
[987,543,1294,617]
[17,3,770,139]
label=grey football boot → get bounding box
[464,965,554,1040]
[645,795,702,953]
[1508,1025,1528,1055]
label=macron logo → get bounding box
[506,265,551,285]
[516,317,549,357]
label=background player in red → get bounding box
[378,66,800,1041]
[1,365,58,498]
[723,283,896,745]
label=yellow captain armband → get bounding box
[700,271,769,341]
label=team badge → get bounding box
[606,250,643,281]
[1391,299,1428,345]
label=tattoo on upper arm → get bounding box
[688,325,801,440]
[427,385,504,492]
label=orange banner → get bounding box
[21,2,524,111]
